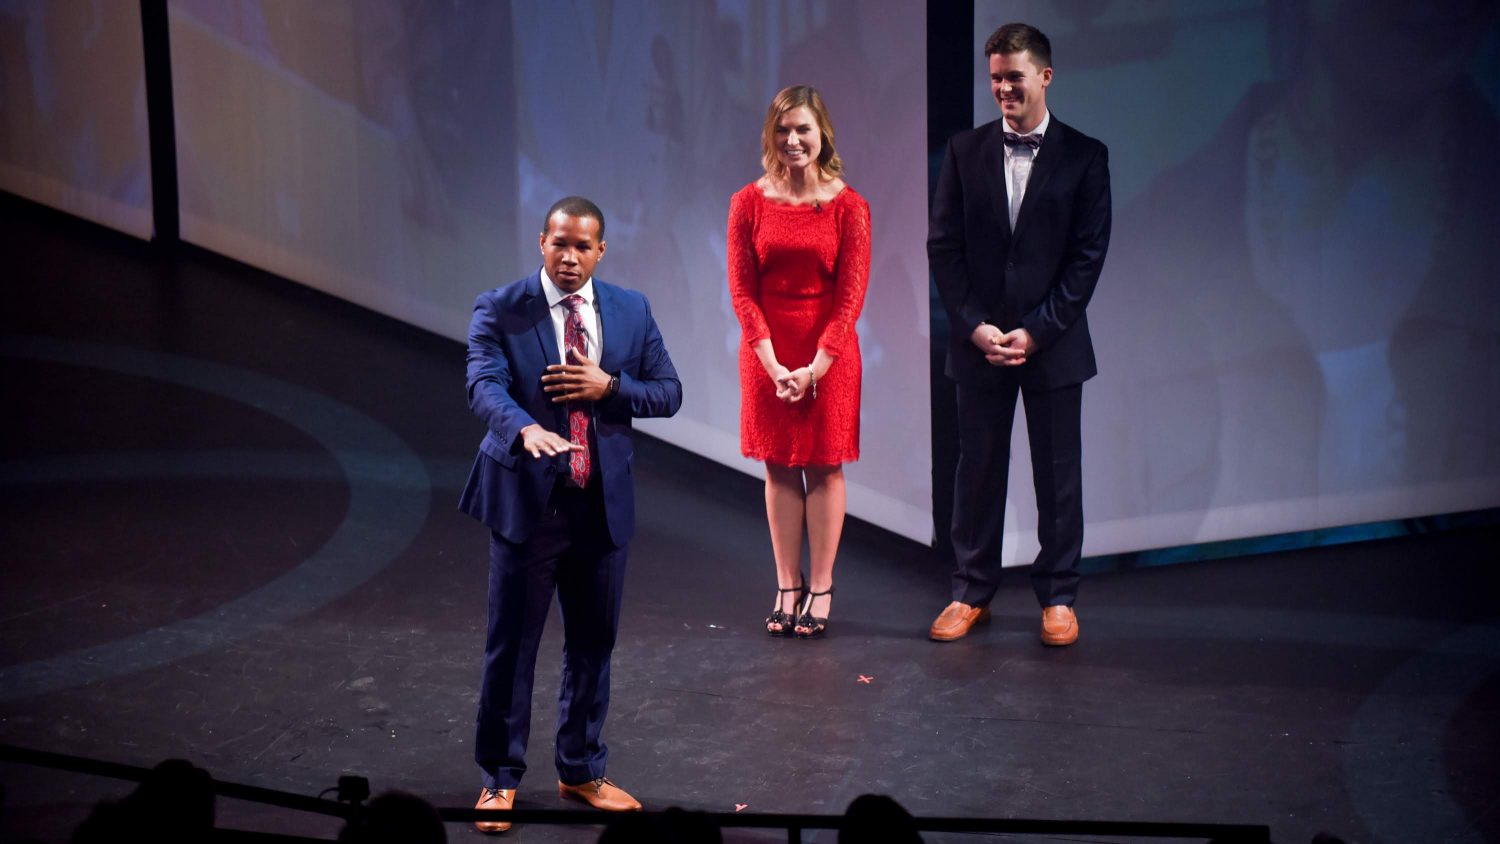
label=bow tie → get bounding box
[1003,131,1041,149]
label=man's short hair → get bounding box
[542,196,606,239]
[984,22,1052,68]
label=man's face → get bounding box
[990,50,1051,132]
[539,212,605,294]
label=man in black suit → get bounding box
[927,23,1111,646]
[460,196,682,832]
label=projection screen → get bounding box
[0,1,152,238]
[167,0,934,541]
[971,0,1500,563]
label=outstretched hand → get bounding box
[519,423,581,459]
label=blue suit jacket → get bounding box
[458,270,682,546]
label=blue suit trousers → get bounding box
[475,480,627,789]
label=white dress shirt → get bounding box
[540,269,602,364]
[1003,109,1051,228]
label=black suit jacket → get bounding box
[929,115,1111,390]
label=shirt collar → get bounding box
[540,268,596,309]
[1004,109,1051,142]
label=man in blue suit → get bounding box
[927,24,1111,647]
[459,196,682,833]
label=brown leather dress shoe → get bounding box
[929,601,990,641]
[558,777,642,812]
[474,787,514,834]
[1041,605,1079,646]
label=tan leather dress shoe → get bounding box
[929,601,989,641]
[1041,605,1079,646]
[474,787,514,834]
[558,777,642,812]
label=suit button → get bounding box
[544,465,555,474]
[1006,261,1015,269]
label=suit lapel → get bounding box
[595,280,623,374]
[525,271,561,368]
[982,124,1013,240]
[1012,120,1065,242]
[523,271,567,429]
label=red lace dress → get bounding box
[727,182,871,466]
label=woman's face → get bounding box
[774,105,822,172]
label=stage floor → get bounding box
[3,194,1498,843]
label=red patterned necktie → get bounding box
[562,294,591,488]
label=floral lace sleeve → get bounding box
[727,186,771,346]
[817,191,871,354]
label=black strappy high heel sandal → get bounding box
[794,585,834,638]
[765,578,804,637]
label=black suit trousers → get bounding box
[950,379,1084,608]
[475,479,627,789]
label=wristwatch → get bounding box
[606,374,620,397]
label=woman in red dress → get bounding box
[727,85,871,638]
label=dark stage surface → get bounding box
[2,194,1498,843]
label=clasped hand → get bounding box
[971,324,1032,367]
[769,364,812,403]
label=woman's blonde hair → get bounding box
[760,85,843,182]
